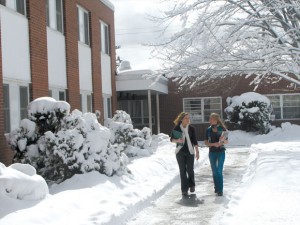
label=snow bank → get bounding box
[0,163,48,200]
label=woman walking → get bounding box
[204,113,228,196]
[170,112,199,197]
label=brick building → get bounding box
[159,75,300,140]
[0,0,117,165]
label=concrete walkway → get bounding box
[125,147,252,225]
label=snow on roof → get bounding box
[100,0,114,11]
[117,69,155,79]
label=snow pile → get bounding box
[0,163,48,200]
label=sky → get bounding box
[111,0,173,70]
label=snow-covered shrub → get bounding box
[106,110,153,157]
[7,97,128,184]
[225,92,273,134]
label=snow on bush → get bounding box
[7,97,128,184]
[225,92,273,134]
[0,162,48,200]
[106,110,153,157]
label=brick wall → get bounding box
[64,0,81,110]
[160,75,300,141]
[27,0,49,100]
[77,0,117,123]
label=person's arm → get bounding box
[204,139,221,147]
[170,128,184,144]
[219,129,229,145]
[194,144,199,160]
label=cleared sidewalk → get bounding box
[125,147,252,225]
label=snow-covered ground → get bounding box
[1,122,300,225]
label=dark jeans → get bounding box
[176,149,195,193]
[209,151,225,193]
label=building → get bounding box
[159,75,300,140]
[115,61,168,134]
[0,0,117,165]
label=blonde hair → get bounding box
[210,113,227,129]
[173,112,188,126]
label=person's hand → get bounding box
[195,151,199,160]
[219,136,225,142]
[213,142,221,147]
[177,138,184,143]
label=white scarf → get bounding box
[175,124,195,154]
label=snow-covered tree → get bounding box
[154,0,300,87]
[8,97,128,184]
[106,110,153,157]
[225,92,273,134]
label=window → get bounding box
[59,90,65,101]
[78,6,90,45]
[101,22,110,55]
[183,97,222,123]
[3,84,10,133]
[117,99,155,125]
[46,0,50,27]
[55,0,63,32]
[106,97,111,118]
[80,94,83,111]
[87,94,92,112]
[103,96,112,119]
[16,0,25,15]
[19,86,28,120]
[267,94,300,119]
[0,0,26,15]
[46,0,63,33]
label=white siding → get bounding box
[0,7,31,82]
[101,53,112,95]
[47,28,67,88]
[78,43,93,91]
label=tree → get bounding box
[154,0,300,87]
[224,92,273,134]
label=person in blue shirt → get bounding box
[170,112,199,197]
[204,113,228,196]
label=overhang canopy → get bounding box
[116,69,168,94]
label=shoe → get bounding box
[190,186,195,193]
[182,192,188,197]
[217,192,223,196]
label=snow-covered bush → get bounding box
[106,110,153,157]
[7,97,128,184]
[225,92,273,134]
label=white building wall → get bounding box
[78,43,93,91]
[101,53,112,95]
[0,7,31,82]
[47,28,67,89]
